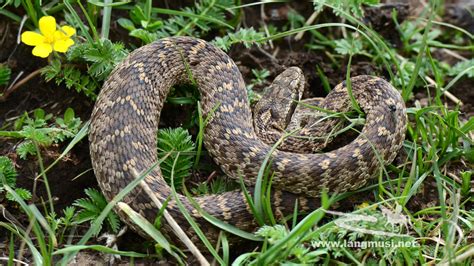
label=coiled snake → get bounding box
[89,37,407,245]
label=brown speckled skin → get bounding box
[89,37,407,245]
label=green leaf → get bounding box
[157,128,195,189]
[85,188,108,208]
[130,5,146,24]
[62,206,76,223]
[16,141,36,159]
[33,109,46,120]
[54,244,148,257]
[117,18,136,31]
[73,188,120,234]
[74,198,102,213]
[461,117,474,134]
[19,126,53,146]
[449,59,474,78]
[107,211,120,234]
[314,0,379,18]
[129,28,158,43]
[212,27,265,51]
[0,156,17,186]
[334,38,363,55]
[63,108,75,124]
[0,64,11,86]
[6,188,32,201]
[147,20,164,31]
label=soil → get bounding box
[0,1,472,264]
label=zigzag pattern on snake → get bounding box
[89,36,407,244]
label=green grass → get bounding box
[0,0,473,265]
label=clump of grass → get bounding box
[236,204,421,265]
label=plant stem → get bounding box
[33,141,54,214]
[101,0,112,39]
[0,68,43,102]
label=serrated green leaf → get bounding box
[0,65,11,86]
[84,188,108,208]
[16,141,36,159]
[63,206,76,221]
[449,59,474,78]
[157,128,196,188]
[107,212,120,233]
[212,27,265,51]
[74,198,102,213]
[334,38,363,55]
[73,188,120,235]
[6,188,32,201]
[0,156,17,186]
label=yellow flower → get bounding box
[21,16,76,58]
[357,202,377,211]
[357,202,371,209]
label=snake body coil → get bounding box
[89,37,407,243]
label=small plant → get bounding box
[191,177,238,195]
[68,39,129,81]
[157,128,195,189]
[119,0,238,44]
[41,39,128,99]
[73,188,120,235]
[3,108,83,159]
[45,206,77,244]
[0,156,32,202]
[286,9,306,30]
[334,38,365,56]
[448,59,474,78]
[235,205,420,264]
[250,69,271,86]
[117,1,164,43]
[0,64,11,86]
[314,0,380,18]
[246,68,270,104]
[212,28,265,52]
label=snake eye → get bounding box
[389,105,397,112]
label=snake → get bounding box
[89,36,407,245]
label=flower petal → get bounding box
[39,16,56,37]
[21,31,45,46]
[53,30,66,41]
[53,38,74,53]
[60,26,76,37]
[32,43,53,58]
[54,26,76,42]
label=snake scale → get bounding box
[89,37,407,245]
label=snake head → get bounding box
[253,67,306,136]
